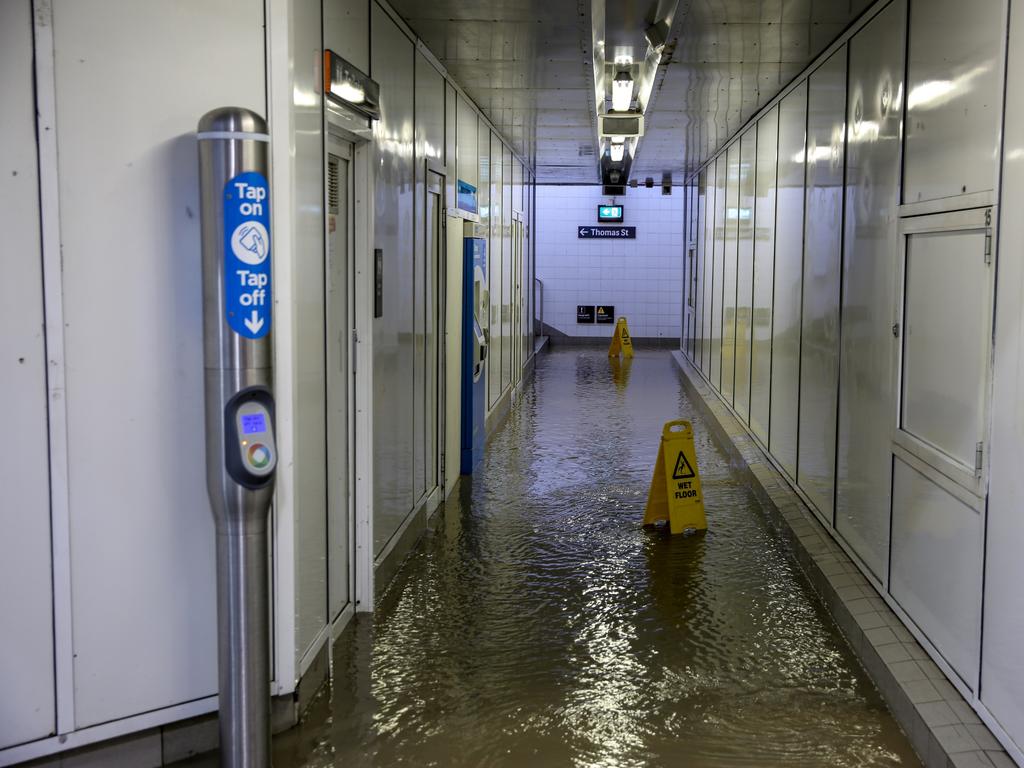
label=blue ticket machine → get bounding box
[461,226,488,474]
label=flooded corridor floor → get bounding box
[275,348,920,768]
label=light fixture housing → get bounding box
[324,50,381,120]
[611,71,634,112]
[609,142,625,162]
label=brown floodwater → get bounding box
[273,347,921,768]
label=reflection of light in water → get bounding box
[907,64,990,111]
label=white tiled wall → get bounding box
[535,185,684,339]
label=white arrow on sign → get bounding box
[579,227,587,236]
[244,311,264,334]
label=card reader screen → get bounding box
[241,413,267,435]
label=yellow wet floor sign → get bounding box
[608,316,634,358]
[643,419,707,534]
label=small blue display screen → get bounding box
[241,413,267,435]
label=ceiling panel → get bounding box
[388,0,869,183]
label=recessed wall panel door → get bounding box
[770,82,808,478]
[837,0,905,580]
[734,129,757,422]
[891,457,983,687]
[326,145,352,623]
[488,131,502,408]
[798,48,847,521]
[750,107,779,444]
[721,143,740,404]
[425,173,443,497]
[372,6,416,555]
[904,0,1002,204]
[0,0,56,747]
[711,154,727,388]
[53,0,265,723]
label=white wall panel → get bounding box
[903,0,1003,204]
[983,0,1024,747]
[52,0,265,726]
[769,82,807,478]
[325,0,369,74]
[721,143,740,404]
[488,131,503,408]
[372,5,416,555]
[734,129,756,422]
[750,107,778,444]
[289,0,329,668]
[710,154,727,388]
[798,49,846,520]
[534,185,684,340]
[701,161,716,374]
[456,95,479,199]
[413,52,444,502]
[836,0,905,580]
[0,0,56,748]
[891,458,982,688]
[693,171,707,368]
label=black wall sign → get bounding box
[596,306,615,324]
[374,248,384,318]
[577,305,595,323]
[578,225,636,239]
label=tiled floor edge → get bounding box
[671,350,1013,768]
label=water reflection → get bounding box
[274,348,919,768]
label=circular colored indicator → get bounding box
[248,443,271,469]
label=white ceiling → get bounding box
[388,0,871,183]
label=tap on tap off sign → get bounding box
[224,172,272,339]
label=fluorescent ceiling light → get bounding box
[611,72,633,112]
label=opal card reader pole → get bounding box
[198,107,276,768]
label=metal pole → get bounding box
[198,107,276,768]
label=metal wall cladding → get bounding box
[721,142,741,404]
[488,130,503,408]
[710,153,728,388]
[750,106,779,444]
[903,0,1003,204]
[372,6,416,556]
[891,458,983,687]
[445,82,458,209]
[769,82,808,479]
[734,128,757,422]
[983,0,1024,746]
[0,0,55,748]
[51,0,265,726]
[836,0,905,580]
[797,48,847,522]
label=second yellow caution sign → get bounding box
[608,316,634,358]
[643,419,707,534]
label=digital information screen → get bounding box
[597,204,624,223]
[241,413,267,435]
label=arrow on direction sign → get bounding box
[579,226,587,236]
[244,311,264,335]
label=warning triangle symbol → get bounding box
[672,451,696,479]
